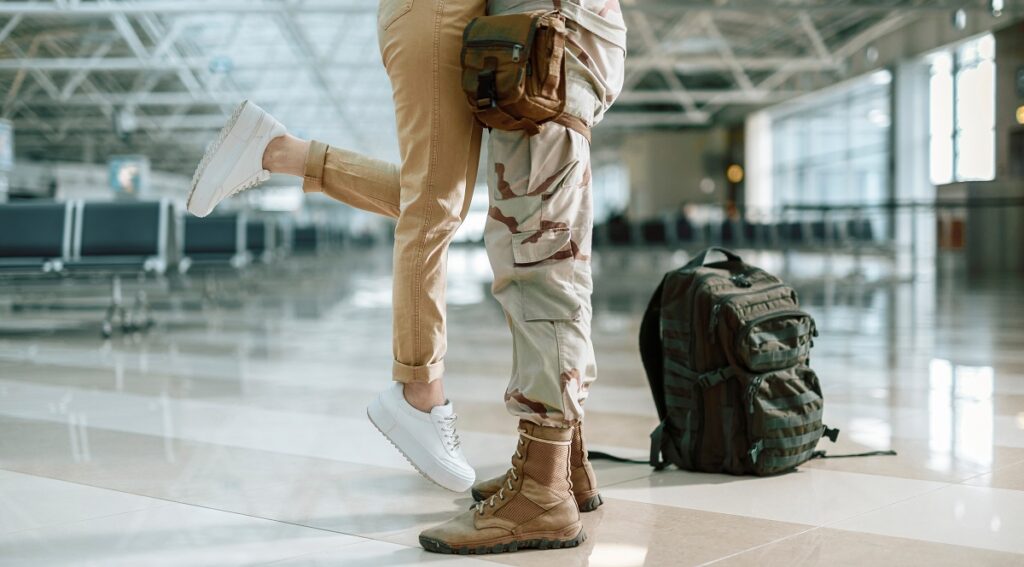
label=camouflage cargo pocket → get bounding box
[511,227,579,321]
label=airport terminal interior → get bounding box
[1,0,1024,565]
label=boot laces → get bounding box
[476,430,526,515]
[438,414,461,452]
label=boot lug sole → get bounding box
[577,493,604,512]
[419,529,587,555]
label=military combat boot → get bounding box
[419,421,584,554]
[472,421,603,512]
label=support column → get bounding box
[891,60,935,281]
[0,119,11,203]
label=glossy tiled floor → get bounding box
[1,248,1022,566]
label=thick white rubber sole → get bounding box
[366,397,475,493]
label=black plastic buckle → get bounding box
[730,273,752,288]
[476,70,498,110]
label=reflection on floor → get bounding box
[1,247,1022,566]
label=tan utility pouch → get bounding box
[461,11,589,140]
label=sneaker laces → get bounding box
[475,429,526,515]
[438,414,461,452]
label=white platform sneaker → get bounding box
[187,100,286,217]
[367,383,476,492]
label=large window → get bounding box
[770,71,892,207]
[929,34,996,184]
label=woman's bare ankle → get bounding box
[403,381,447,413]
[262,134,309,177]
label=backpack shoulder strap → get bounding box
[639,276,667,421]
[640,276,672,470]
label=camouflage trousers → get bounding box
[304,0,624,428]
[485,6,625,427]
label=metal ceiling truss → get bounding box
[603,1,951,128]
[0,0,1021,172]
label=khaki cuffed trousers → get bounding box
[304,0,485,383]
[302,0,625,427]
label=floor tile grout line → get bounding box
[0,466,376,544]
[0,502,177,539]
[602,470,970,561]
[955,456,1024,487]
[592,469,655,490]
[696,480,966,566]
[697,525,825,567]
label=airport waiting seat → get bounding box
[778,221,808,246]
[742,220,775,249]
[329,227,347,248]
[183,213,249,269]
[292,226,320,253]
[809,219,841,246]
[719,219,739,246]
[641,218,668,245]
[675,213,696,244]
[275,223,290,255]
[66,200,173,337]
[847,218,876,242]
[0,201,73,274]
[246,220,269,262]
[607,215,634,246]
[69,200,170,274]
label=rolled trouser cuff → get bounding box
[393,358,445,383]
[302,140,329,193]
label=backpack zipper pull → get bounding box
[708,304,721,344]
[512,44,522,62]
[746,376,764,414]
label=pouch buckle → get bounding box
[476,69,498,110]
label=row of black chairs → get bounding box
[594,214,883,252]
[0,200,348,336]
[0,200,171,276]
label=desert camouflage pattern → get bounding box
[485,0,626,427]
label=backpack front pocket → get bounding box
[729,310,816,373]
[742,366,824,475]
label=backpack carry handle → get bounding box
[684,247,742,269]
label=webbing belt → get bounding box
[650,419,688,470]
[757,389,820,413]
[554,114,592,142]
[764,407,824,430]
[762,427,825,450]
[749,319,812,345]
[748,343,810,367]
[761,448,817,470]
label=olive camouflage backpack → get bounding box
[638,247,839,475]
